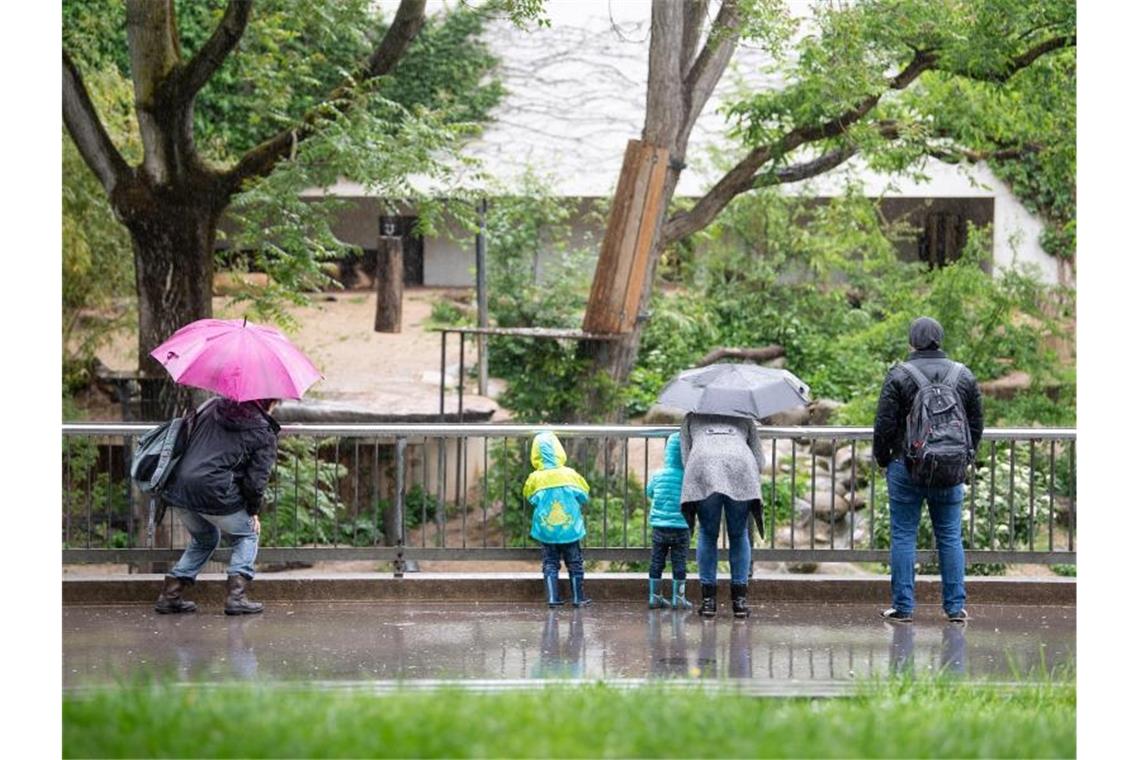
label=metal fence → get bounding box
[61,423,1076,568]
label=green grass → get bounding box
[64,678,1074,758]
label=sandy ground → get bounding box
[85,287,506,420]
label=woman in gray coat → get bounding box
[680,412,765,618]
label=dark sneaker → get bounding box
[880,607,913,623]
[947,609,969,623]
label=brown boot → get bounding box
[224,574,264,615]
[154,575,197,614]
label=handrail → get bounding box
[61,422,1078,440]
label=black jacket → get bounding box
[872,350,985,468]
[162,399,281,516]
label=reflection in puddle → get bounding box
[63,603,1074,688]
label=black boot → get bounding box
[570,573,592,608]
[155,575,197,614]
[544,571,564,608]
[731,583,751,619]
[224,574,264,615]
[699,583,717,618]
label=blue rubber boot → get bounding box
[649,578,670,609]
[671,579,693,610]
[570,573,592,608]
[544,571,564,608]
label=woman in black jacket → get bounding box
[154,397,280,615]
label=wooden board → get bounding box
[583,139,670,334]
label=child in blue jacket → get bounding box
[645,433,693,610]
[524,431,591,608]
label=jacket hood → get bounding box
[663,433,683,469]
[530,432,567,470]
[217,398,278,432]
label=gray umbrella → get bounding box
[657,363,811,420]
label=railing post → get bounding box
[394,437,407,577]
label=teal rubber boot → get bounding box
[649,578,670,609]
[671,579,694,610]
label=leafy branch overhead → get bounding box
[61,0,533,389]
[661,0,1075,247]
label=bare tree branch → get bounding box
[682,0,741,138]
[641,0,685,147]
[364,0,429,77]
[765,144,859,186]
[928,143,1042,164]
[680,0,711,75]
[225,0,427,191]
[181,0,252,97]
[62,51,132,197]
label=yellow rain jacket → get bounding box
[523,432,589,544]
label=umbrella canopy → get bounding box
[150,318,323,402]
[657,363,811,420]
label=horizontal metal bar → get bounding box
[60,422,1077,441]
[63,548,1076,565]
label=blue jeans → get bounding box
[541,541,584,576]
[695,493,751,585]
[170,508,259,580]
[649,527,690,580]
[887,460,966,614]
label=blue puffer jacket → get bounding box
[646,433,688,529]
[524,432,589,544]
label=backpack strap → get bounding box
[899,361,931,390]
[943,362,965,391]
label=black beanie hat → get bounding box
[908,316,944,350]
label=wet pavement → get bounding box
[63,602,1074,693]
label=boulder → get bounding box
[811,439,839,457]
[786,562,819,574]
[763,405,811,427]
[979,371,1032,400]
[811,492,851,520]
[807,399,843,426]
[793,498,814,526]
[643,404,686,424]
[1053,496,1074,528]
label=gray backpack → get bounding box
[131,398,215,535]
[900,362,972,488]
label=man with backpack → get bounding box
[873,317,984,624]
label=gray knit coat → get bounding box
[679,412,765,505]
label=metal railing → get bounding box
[61,423,1076,567]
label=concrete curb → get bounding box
[63,573,1075,606]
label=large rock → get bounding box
[810,439,839,457]
[643,404,686,424]
[763,405,811,427]
[807,399,844,426]
[811,492,851,520]
[979,371,1032,400]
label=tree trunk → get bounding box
[123,195,219,417]
[374,235,404,332]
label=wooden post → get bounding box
[583,139,670,334]
[374,234,403,332]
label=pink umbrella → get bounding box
[150,318,323,402]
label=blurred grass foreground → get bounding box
[65,677,1075,758]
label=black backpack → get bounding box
[899,361,972,488]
